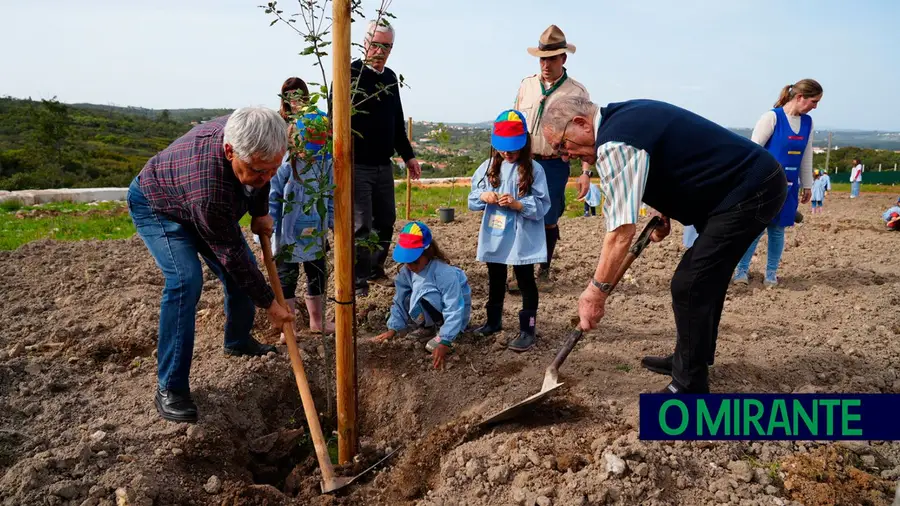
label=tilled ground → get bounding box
[1,192,898,506]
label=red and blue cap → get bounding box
[393,221,432,263]
[295,109,331,160]
[491,109,529,152]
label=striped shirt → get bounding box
[594,111,650,231]
[138,116,274,308]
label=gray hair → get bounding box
[223,107,288,161]
[365,19,395,41]
[542,96,598,135]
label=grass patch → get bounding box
[615,363,632,372]
[0,209,135,250]
[829,182,896,194]
[0,199,23,212]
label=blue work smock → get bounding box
[387,259,472,345]
[264,155,334,263]
[468,159,550,265]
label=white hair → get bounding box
[223,107,287,161]
[542,96,598,135]
[365,19,395,41]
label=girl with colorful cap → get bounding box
[265,82,336,339]
[468,109,550,352]
[372,221,472,369]
[810,170,827,214]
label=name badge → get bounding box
[488,213,507,231]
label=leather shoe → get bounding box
[641,354,673,375]
[155,389,198,423]
[657,381,710,394]
[224,337,277,357]
[641,353,714,375]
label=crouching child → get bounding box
[372,222,472,369]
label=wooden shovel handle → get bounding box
[259,235,337,485]
[548,216,664,373]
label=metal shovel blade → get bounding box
[321,447,401,494]
[478,369,564,427]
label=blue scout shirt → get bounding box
[387,259,472,345]
[468,159,550,265]
[266,155,334,263]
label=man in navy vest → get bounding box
[541,97,787,394]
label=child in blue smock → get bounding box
[372,222,472,369]
[579,182,601,217]
[468,109,550,352]
[266,109,335,339]
[810,170,827,214]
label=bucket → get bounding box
[438,207,455,223]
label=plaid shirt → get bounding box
[138,116,274,308]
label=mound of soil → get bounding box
[1,192,898,505]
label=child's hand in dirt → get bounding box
[432,344,451,369]
[371,330,396,344]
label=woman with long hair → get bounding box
[733,79,823,288]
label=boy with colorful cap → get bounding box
[372,221,472,369]
[262,109,336,339]
[468,109,550,352]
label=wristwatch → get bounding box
[591,278,613,293]
[582,169,593,177]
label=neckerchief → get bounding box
[534,70,569,129]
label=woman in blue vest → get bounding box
[733,79,823,287]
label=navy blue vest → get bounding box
[595,100,781,226]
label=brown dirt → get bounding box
[1,191,899,506]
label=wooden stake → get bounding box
[332,0,357,464]
[405,117,413,220]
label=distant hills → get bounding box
[1,96,899,191]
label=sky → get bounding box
[2,0,899,130]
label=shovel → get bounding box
[259,235,396,493]
[478,216,664,427]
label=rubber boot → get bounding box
[507,310,536,352]
[641,352,715,375]
[473,305,503,337]
[305,295,336,335]
[279,298,297,344]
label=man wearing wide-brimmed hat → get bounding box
[514,24,592,287]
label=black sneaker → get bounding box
[224,337,277,357]
[155,389,198,423]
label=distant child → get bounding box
[468,109,550,352]
[821,169,832,194]
[372,221,472,369]
[811,169,827,214]
[267,107,335,339]
[578,182,601,217]
[882,196,900,231]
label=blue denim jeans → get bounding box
[127,178,257,392]
[735,224,785,280]
[850,181,861,197]
[539,157,571,227]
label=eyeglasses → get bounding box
[369,42,393,52]
[551,119,574,157]
[248,164,278,175]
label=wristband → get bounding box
[590,278,613,294]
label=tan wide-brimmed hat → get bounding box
[527,25,576,58]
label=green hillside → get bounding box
[0,97,229,190]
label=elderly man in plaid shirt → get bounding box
[127,107,294,423]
